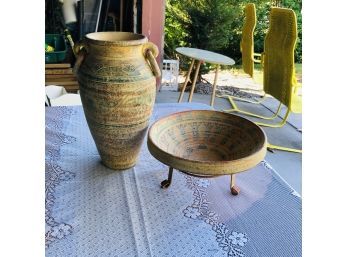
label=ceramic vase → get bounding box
[74,32,161,170]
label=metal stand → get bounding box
[161,167,240,196]
[160,167,173,188]
[230,174,240,195]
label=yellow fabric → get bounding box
[263,7,301,113]
[241,3,256,78]
[291,83,302,113]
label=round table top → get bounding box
[176,47,235,66]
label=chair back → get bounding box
[45,85,67,99]
[45,85,68,106]
[241,3,256,78]
[263,7,298,108]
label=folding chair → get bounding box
[219,3,267,111]
[45,85,67,106]
[240,7,302,153]
[257,7,302,129]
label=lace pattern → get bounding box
[45,107,76,247]
[183,175,248,257]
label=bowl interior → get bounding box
[149,110,266,162]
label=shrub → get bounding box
[164,0,302,74]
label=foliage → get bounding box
[282,0,302,62]
[253,0,302,63]
[164,0,302,75]
[165,0,235,57]
[185,0,235,51]
[165,0,236,77]
[219,0,272,64]
[164,0,189,58]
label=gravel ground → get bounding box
[161,70,264,100]
[161,69,301,99]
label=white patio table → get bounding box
[176,47,235,107]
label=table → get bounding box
[176,47,235,107]
[45,103,301,256]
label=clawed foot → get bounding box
[231,186,240,195]
[161,179,171,189]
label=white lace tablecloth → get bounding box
[45,103,301,257]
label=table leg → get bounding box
[178,60,195,103]
[230,174,240,195]
[161,167,174,189]
[210,65,220,107]
[188,60,203,102]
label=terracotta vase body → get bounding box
[74,32,161,170]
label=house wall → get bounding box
[142,0,165,89]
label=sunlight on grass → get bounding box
[230,63,302,84]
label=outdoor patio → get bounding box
[43,1,303,256]
[6,0,348,256]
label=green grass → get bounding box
[228,63,302,83]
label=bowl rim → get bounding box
[147,109,267,166]
[85,32,148,46]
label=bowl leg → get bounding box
[161,167,174,189]
[230,174,240,195]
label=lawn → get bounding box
[229,63,302,84]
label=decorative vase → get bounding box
[74,32,161,170]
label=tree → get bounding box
[164,0,189,58]
[281,0,302,63]
[165,0,236,82]
[164,0,302,67]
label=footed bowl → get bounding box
[147,110,267,176]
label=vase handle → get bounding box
[73,42,88,75]
[143,42,161,78]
